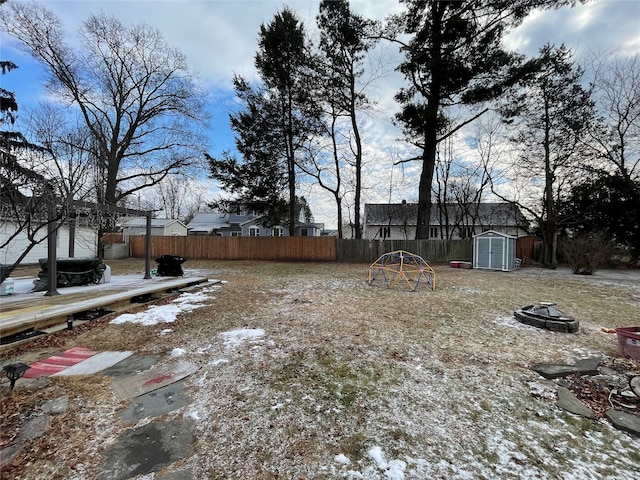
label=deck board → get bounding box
[0,276,210,341]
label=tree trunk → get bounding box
[351,91,363,239]
[335,194,343,239]
[543,96,557,267]
[415,145,436,239]
[415,0,442,240]
[416,117,438,239]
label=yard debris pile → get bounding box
[567,359,640,419]
[532,356,640,434]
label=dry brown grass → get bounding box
[2,260,639,479]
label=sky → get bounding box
[1,0,639,229]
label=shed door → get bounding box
[477,237,490,267]
[476,236,504,270]
[489,238,504,270]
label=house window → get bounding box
[231,232,241,237]
[271,227,283,237]
[378,227,390,239]
[429,227,439,239]
[249,227,260,237]
[459,227,473,239]
[300,228,309,236]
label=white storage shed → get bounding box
[473,230,517,271]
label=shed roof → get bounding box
[118,217,185,228]
[473,229,516,239]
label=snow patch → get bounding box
[368,446,407,479]
[221,328,265,349]
[493,315,542,331]
[110,289,210,325]
[187,409,201,421]
[209,358,229,367]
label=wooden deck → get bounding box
[0,276,209,345]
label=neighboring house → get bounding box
[240,216,324,237]
[118,217,188,239]
[187,211,254,236]
[363,202,528,240]
[0,219,98,265]
[187,206,324,237]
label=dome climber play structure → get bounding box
[367,250,435,291]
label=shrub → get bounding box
[561,232,614,275]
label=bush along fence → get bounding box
[124,236,475,264]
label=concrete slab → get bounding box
[120,382,189,423]
[532,364,580,379]
[98,419,193,480]
[111,360,199,401]
[0,444,21,468]
[41,395,68,414]
[556,386,596,419]
[102,355,159,378]
[606,410,640,437]
[532,357,602,379]
[574,357,603,375]
[17,415,50,441]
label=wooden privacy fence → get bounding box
[129,235,337,261]
[337,239,473,263]
[103,232,124,244]
[128,236,474,263]
[515,236,542,263]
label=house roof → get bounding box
[187,210,325,233]
[364,202,526,227]
[187,211,259,233]
[187,212,227,233]
[118,217,186,228]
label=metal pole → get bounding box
[144,211,152,279]
[68,212,76,258]
[44,201,60,296]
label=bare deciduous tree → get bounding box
[585,53,640,181]
[1,3,208,213]
[312,0,380,239]
[497,44,595,266]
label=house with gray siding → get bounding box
[363,202,528,240]
[187,209,324,237]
